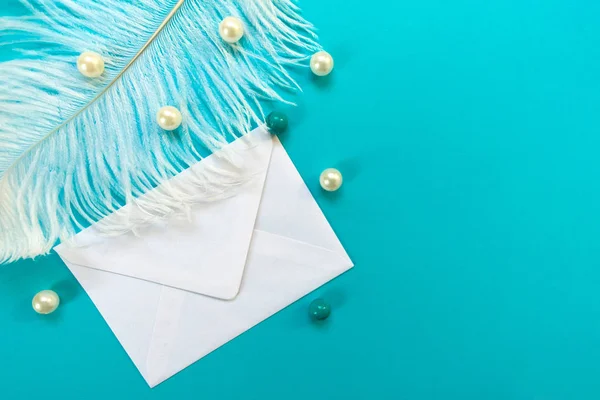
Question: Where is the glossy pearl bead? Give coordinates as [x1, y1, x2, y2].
[77, 51, 105, 78]
[219, 16, 244, 44]
[309, 298, 331, 321]
[156, 106, 182, 130]
[32, 290, 60, 315]
[320, 168, 343, 191]
[265, 111, 288, 134]
[310, 51, 334, 76]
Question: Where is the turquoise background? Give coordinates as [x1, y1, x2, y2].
[2, 0, 600, 399]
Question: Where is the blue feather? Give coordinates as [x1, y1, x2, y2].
[0, 0, 320, 263]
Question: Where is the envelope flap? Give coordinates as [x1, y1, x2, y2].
[55, 129, 273, 300]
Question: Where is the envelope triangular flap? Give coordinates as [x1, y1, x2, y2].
[55, 130, 273, 299]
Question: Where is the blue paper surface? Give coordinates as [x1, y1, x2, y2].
[2, 0, 600, 399]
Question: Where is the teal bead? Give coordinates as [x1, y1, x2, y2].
[309, 298, 331, 321]
[265, 111, 288, 134]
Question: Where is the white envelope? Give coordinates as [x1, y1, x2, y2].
[54, 128, 353, 387]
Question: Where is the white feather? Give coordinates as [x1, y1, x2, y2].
[0, 0, 320, 263]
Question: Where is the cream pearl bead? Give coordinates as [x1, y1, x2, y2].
[77, 51, 105, 78]
[320, 168, 343, 191]
[219, 16, 244, 43]
[310, 51, 334, 76]
[32, 290, 60, 315]
[156, 106, 182, 131]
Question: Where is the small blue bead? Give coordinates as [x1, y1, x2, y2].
[265, 111, 288, 134]
[309, 298, 331, 321]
